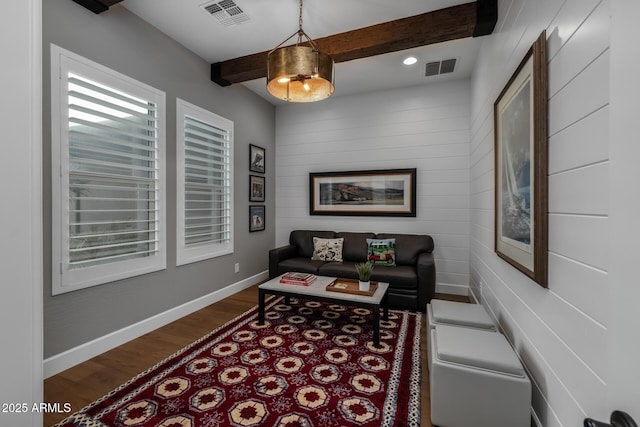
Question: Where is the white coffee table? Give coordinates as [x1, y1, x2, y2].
[258, 274, 389, 346]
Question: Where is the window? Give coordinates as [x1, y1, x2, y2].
[51, 45, 166, 295]
[176, 99, 233, 265]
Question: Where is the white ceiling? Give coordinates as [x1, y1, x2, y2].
[120, 0, 482, 105]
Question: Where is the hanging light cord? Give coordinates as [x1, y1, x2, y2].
[297, 0, 304, 42]
[268, 0, 319, 55]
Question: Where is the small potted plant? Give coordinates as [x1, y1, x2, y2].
[355, 261, 374, 291]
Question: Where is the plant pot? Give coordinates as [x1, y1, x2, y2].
[358, 280, 370, 292]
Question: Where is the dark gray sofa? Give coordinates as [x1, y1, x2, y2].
[268, 230, 436, 311]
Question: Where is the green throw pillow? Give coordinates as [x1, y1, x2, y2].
[366, 238, 396, 266]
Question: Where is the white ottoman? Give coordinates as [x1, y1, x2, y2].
[430, 325, 531, 427]
[426, 300, 497, 368]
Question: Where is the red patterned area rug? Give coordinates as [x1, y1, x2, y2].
[55, 296, 421, 427]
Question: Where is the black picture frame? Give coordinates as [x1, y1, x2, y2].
[309, 168, 416, 217]
[494, 31, 548, 288]
[249, 144, 265, 174]
[249, 205, 265, 232]
[249, 175, 265, 202]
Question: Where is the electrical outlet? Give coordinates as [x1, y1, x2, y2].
[234, 263, 240, 273]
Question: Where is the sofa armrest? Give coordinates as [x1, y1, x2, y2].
[268, 244, 298, 279]
[417, 252, 436, 310]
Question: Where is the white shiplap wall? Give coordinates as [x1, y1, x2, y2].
[469, 1, 610, 426]
[275, 80, 471, 294]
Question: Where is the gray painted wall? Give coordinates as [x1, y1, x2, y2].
[43, 0, 275, 358]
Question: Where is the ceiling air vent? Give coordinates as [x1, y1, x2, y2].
[425, 58, 457, 77]
[201, 0, 250, 27]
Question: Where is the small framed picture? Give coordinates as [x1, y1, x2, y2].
[249, 175, 265, 202]
[249, 205, 265, 232]
[249, 144, 265, 174]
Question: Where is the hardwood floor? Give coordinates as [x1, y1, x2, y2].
[44, 284, 468, 426]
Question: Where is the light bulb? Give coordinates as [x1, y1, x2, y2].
[403, 56, 418, 65]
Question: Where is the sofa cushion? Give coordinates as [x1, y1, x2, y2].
[290, 230, 336, 258]
[318, 261, 359, 279]
[336, 232, 376, 262]
[371, 265, 417, 290]
[278, 257, 325, 275]
[366, 238, 396, 266]
[311, 237, 344, 261]
[318, 262, 418, 290]
[376, 233, 433, 265]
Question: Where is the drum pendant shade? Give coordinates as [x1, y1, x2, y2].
[266, 0, 334, 102]
[267, 45, 334, 102]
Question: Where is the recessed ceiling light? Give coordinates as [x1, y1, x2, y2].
[403, 56, 418, 66]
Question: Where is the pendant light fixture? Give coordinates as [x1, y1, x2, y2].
[266, 0, 334, 102]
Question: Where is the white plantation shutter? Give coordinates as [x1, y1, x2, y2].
[51, 45, 166, 294]
[67, 73, 160, 266]
[177, 99, 233, 265]
[183, 118, 231, 244]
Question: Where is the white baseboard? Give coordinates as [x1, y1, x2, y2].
[435, 282, 469, 296]
[43, 271, 268, 379]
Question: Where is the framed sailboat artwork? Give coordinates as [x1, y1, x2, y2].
[494, 31, 548, 288]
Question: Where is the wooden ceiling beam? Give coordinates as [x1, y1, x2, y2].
[72, 0, 124, 14]
[474, 0, 498, 37]
[212, 1, 497, 87]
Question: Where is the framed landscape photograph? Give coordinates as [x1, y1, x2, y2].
[494, 31, 548, 288]
[249, 205, 265, 232]
[309, 168, 416, 217]
[249, 144, 265, 174]
[249, 175, 265, 202]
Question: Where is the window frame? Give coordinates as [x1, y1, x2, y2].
[176, 99, 234, 266]
[51, 44, 166, 295]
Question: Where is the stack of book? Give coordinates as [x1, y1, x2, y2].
[279, 272, 316, 286]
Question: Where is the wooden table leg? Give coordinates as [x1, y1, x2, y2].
[373, 304, 380, 347]
[258, 289, 266, 324]
[382, 293, 389, 321]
